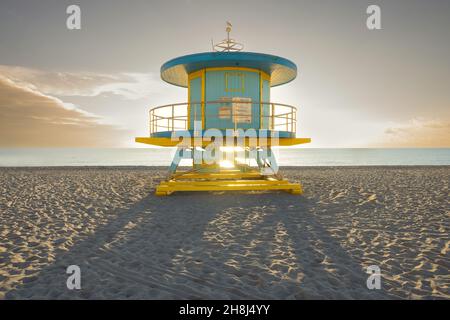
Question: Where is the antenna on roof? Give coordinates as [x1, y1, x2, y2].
[213, 22, 244, 52]
[226, 21, 232, 39]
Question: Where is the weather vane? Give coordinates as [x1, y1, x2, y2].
[212, 22, 244, 52]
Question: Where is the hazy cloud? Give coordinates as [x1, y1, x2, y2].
[379, 118, 450, 147]
[0, 75, 129, 147]
[0, 65, 163, 100]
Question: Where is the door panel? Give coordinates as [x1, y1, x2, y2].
[205, 70, 260, 130]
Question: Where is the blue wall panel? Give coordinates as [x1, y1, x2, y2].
[189, 76, 202, 129]
[262, 79, 270, 129]
[205, 70, 260, 129]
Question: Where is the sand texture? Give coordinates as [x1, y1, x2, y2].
[0, 166, 449, 299]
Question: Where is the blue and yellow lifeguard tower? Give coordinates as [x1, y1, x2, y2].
[136, 23, 310, 195]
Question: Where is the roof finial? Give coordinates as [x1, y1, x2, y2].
[226, 21, 232, 34]
[213, 22, 244, 52]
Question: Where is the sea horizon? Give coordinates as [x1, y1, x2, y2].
[1, 147, 449, 167]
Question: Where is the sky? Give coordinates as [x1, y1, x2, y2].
[0, 0, 449, 148]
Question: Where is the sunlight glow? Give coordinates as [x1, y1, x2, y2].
[220, 146, 245, 152]
[219, 160, 235, 168]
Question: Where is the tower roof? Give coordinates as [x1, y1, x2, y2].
[160, 52, 297, 88]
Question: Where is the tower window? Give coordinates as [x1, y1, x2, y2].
[225, 72, 245, 92]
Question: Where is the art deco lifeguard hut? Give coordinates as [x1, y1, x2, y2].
[136, 23, 310, 195]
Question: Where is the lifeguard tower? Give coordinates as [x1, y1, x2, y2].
[136, 23, 310, 195]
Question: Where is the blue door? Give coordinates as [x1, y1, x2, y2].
[205, 70, 260, 130]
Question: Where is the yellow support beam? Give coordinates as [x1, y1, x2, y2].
[135, 136, 311, 147]
[172, 172, 264, 180]
[155, 179, 303, 196]
[165, 179, 290, 185]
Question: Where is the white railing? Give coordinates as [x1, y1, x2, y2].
[149, 101, 297, 135]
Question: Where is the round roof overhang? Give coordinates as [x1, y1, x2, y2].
[160, 52, 297, 88]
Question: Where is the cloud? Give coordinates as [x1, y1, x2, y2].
[378, 118, 450, 147]
[0, 65, 163, 100]
[0, 75, 129, 147]
[90, 72, 164, 100]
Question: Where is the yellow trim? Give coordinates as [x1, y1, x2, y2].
[187, 67, 270, 131]
[187, 69, 205, 130]
[172, 171, 263, 180]
[261, 72, 270, 81]
[165, 179, 291, 186]
[205, 67, 268, 78]
[260, 72, 271, 130]
[188, 69, 204, 80]
[155, 179, 302, 196]
[204, 67, 269, 129]
[135, 136, 311, 147]
[259, 71, 263, 129]
[201, 69, 205, 129]
[187, 75, 191, 130]
[190, 68, 269, 83]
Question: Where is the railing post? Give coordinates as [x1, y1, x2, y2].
[187, 102, 190, 130]
[295, 110, 297, 134]
[271, 103, 275, 130]
[171, 105, 174, 131]
[293, 111, 294, 133]
[150, 110, 153, 135]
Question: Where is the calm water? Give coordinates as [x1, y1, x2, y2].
[0, 148, 449, 167]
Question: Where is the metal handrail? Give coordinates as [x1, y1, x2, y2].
[148, 101, 297, 135]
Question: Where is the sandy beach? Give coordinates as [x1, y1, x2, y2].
[0, 166, 448, 299]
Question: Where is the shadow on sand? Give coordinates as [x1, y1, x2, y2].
[7, 191, 394, 299]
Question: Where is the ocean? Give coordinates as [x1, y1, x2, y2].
[0, 148, 449, 167]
